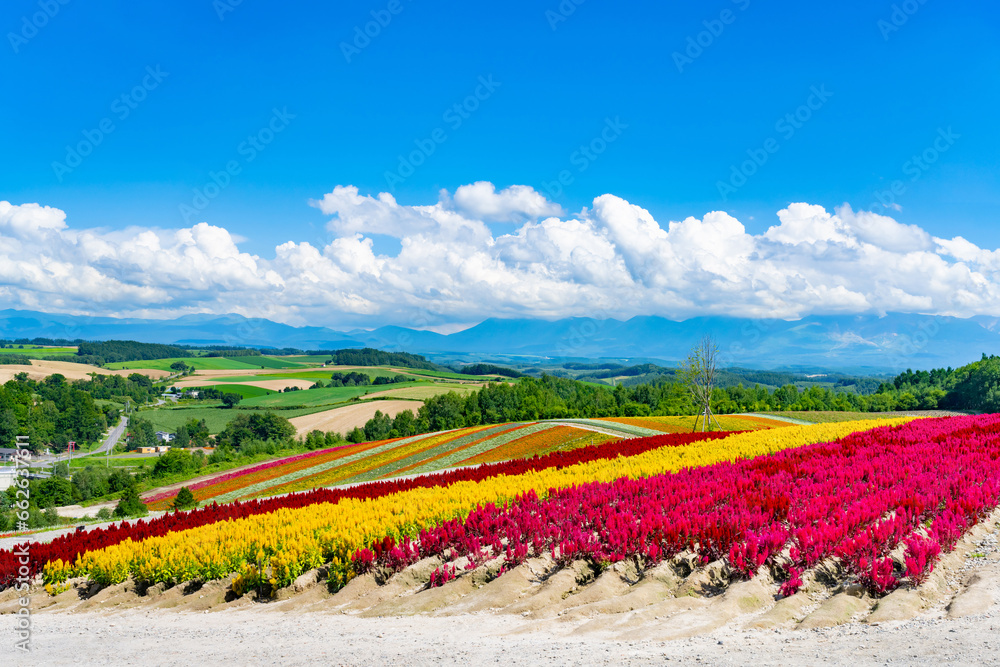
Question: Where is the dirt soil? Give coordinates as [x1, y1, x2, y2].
[169, 378, 316, 391]
[288, 400, 422, 436]
[4, 509, 998, 666]
[0, 359, 169, 383]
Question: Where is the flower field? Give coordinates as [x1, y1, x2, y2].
[142, 416, 784, 508]
[459, 426, 620, 466]
[6, 418, 919, 595]
[597, 414, 790, 433]
[1, 429, 737, 589]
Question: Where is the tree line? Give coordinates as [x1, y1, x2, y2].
[349, 355, 1000, 442]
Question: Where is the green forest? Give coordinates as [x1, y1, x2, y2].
[350, 355, 1000, 442]
[0, 372, 159, 452]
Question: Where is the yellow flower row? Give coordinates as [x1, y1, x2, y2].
[46, 418, 912, 590]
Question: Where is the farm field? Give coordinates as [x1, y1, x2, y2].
[181, 367, 416, 381]
[127, 413, 790, 512]
[4, 419, 906, 587]
[364, 384, 481, 400]
[287, 400, 423, 437]
[105, 356, 306, 371]
[139, 406, 247, 434]
[0, 359, 169, 383]
[238, 384, 424, 408]
[0, 345, 77, 356]
[6, 414, 1000, 652]
[170, 378, 316, 392]
[179, 383, 287, 399]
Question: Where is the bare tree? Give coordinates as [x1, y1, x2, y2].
[679, 334, 723, 432]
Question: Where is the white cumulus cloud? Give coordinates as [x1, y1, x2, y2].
[3, 182, 1000, 329]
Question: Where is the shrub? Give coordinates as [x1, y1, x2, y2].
[96, 507, 113, 521]
[171, 487, 198, 512]
[113, 486, 149, 519]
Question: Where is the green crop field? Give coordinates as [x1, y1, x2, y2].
[107, 357, 251, 371]
[237, 384, 420, 408]
[13, 346, 78, 357]
[139, 406, 246, 433]
[193, 383, 275, 399]
[68, 456, 149, 469]
[280, 354, 332, 365]
[195, 367, 417, 383]
[401, 368, 498, 381]
[107, 356, 303, 371]
[241, 356, 308, 369]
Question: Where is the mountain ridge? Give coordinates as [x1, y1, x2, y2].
[0, 308, 994, 371]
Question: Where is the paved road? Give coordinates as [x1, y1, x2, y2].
[94, 415, 128, 456]
[33, 416, 129, 470]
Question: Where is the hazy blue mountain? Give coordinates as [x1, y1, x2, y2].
[0, 309, 995, 371]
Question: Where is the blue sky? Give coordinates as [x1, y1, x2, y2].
[1, 1, 999, 329]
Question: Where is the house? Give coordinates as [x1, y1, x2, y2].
[0, 448, 18, 463]
[155, 431, 175, 443]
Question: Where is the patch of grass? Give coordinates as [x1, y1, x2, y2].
[107, 357, 249, 371]
[67, 456, 147, 468]
[6, 346, 78, 357]
[139, 406, 245, 434]
[242, 356, 306, 369]
[238, 384, 396, 408]
[192, 383, 275, 399]
[106, 356, 304, 372]
[281, 354, 333, 365]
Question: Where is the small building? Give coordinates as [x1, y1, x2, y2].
[137, 446, 158, 454]
[154, 431, 175, 443]
[155, 445, 170, 453]
[0, 467, 18, 492]
[0, 448, 18, 463]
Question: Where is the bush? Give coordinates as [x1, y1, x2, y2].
[113, 486, 148, 518]
[216, 412, 295, 449]
[151, 449, 203, 479]
[171, 487, 198, 512]
[43, 505, 60, 526]
[96, 507, 113, 521]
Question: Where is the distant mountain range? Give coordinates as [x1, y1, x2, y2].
[0, 308, 996, 372]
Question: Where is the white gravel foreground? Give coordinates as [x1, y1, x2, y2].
[4, 607, 1000, 666]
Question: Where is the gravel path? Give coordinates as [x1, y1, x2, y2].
[4, 606, 999, 666]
